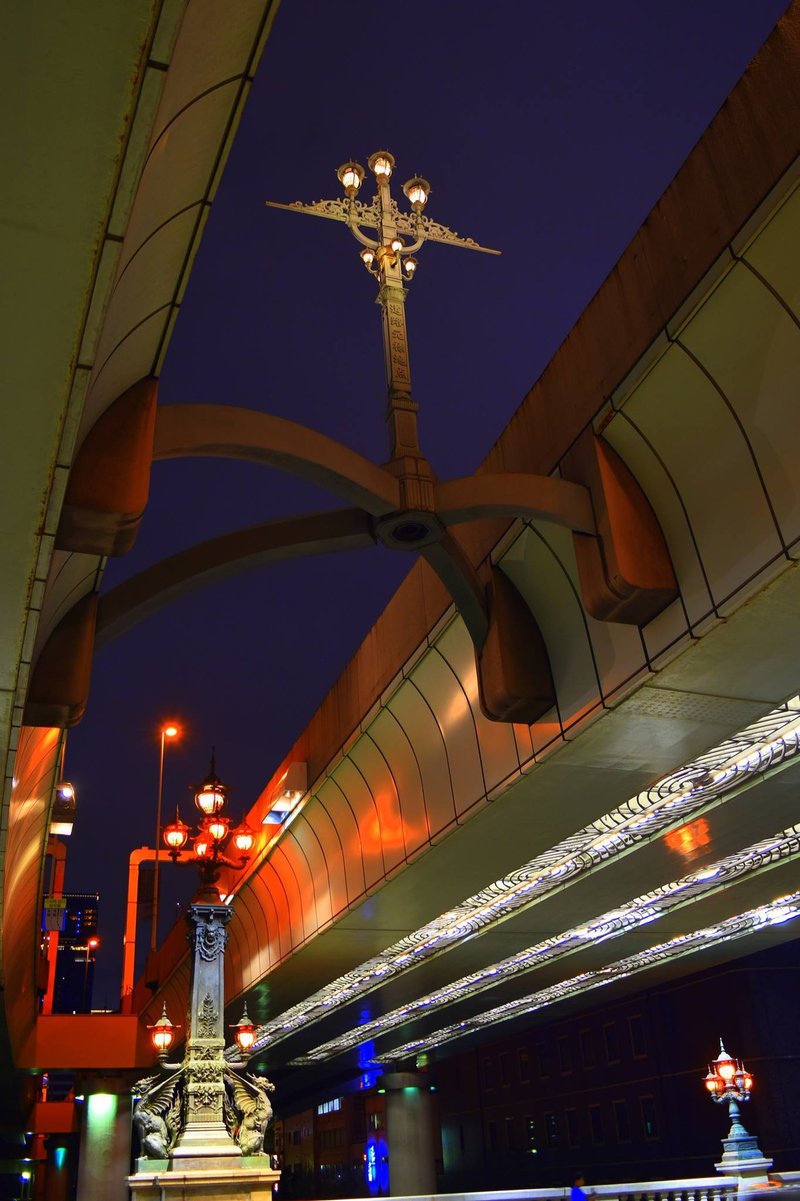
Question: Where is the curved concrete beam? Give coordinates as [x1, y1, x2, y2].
[436, 473, 596, 534]
[154, 405, 400, 517]
[421, 533, 489, 649]
[96, 508, 374, 647]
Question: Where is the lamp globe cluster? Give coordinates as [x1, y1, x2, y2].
[161, 750, 255, 869]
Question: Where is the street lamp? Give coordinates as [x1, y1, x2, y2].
[231, 1001, 256, 1054]
[151, 722, 180, 956]
[267, 149, 499, 486]
[82, 935, 99, 1012]
[131, 776, 277, 1189]
[703, 1039, 773, 1181]
[148, 1003, 180, 1060]
[161, 751, 256, 887]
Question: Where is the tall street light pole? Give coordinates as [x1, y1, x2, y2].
[150, 722, 180, 957]
[267, 150, 499, 520]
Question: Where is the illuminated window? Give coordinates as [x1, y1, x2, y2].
[317, 1097, 342, 1115]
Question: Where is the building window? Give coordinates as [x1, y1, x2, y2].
[603, 1022, 620, 1064]
[536, 1042, 550, 1078]
[589, 1104, 604, 1145]
[640, 1095, 659, 1139]
[613, 1100, 630, 1142]
[558, 1035, 571, 1073]
[499, 1052, 510, 1087]
[505, 1116, 517, 1151]
[565, 1108, 579, 1148]
[488, 1121, 499, 1153]
[519, 1049, 530, 1083]
[482, 1057, 494, 1090]
[317, 1097, 342, 1115]
[545, 1112, 559, 1147]
[579, 1029, 595, 1069]
[629, 1014, 646, 1058]
[525, 1117, 538, 1154]
[367, 1111, 383, 1131]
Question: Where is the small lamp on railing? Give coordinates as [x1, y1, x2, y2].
[149, 1003, 180, 1059]
[231, 1002, 256, 1056]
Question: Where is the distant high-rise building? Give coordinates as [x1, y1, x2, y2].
[52, 893, 99, 1014]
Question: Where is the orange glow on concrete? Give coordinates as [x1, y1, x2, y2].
[664, 817, 712, 859]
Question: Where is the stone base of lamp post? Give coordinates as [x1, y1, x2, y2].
[715, 1132, 773, 1187]
[129, 1158, 280, 1200]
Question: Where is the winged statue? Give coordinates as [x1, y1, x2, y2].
[132, 1068, 185, 1159]
[224, 1068, 275, 1156]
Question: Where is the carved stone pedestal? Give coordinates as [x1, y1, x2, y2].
[129, 1157, 280, 1200]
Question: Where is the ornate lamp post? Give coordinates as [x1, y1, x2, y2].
[267, 150, 499, 539]
[161, 749, 255, 887]
[129, 757, 277, 1201]
[703, 1039, 773, 1183]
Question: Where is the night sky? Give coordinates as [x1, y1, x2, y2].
[63, 1, 790, 1006]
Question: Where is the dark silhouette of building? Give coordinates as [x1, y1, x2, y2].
[52, 893, 99, 1015]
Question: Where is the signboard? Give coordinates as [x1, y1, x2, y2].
[42, 896, 67, 933]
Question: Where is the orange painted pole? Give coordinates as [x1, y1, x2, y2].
[121, 845, 191, 1013]
[42, 839, 67, 1016]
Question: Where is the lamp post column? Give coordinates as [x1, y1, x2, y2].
[171, 901, 240, 1161]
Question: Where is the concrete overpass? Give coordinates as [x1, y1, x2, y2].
[4, 0, 800, 1182]
[124, 6, 800, 1115]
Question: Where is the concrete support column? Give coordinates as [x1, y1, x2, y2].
[75, 1092, 132, 1201]
[381, 1071, 436, 1196]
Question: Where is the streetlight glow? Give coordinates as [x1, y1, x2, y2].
[149, 1003, 179, 1057]
[403, 176, 430, 211]
[368, 150, 395, 178]
[232, 821, 255, 855]
[232, 1002, 256, 1054]
[702, 1039, 769, 1178]
[162, 723, 179, 739]
[337, 160, 365, 196]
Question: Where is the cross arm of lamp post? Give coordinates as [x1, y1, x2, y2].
[266, 195, 501, 256]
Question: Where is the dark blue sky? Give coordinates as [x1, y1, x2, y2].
[65, 1, 790, 1005]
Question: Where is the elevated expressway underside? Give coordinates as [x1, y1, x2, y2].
[133, 12, 800, 1109]
[5, 0, 800, 1129]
